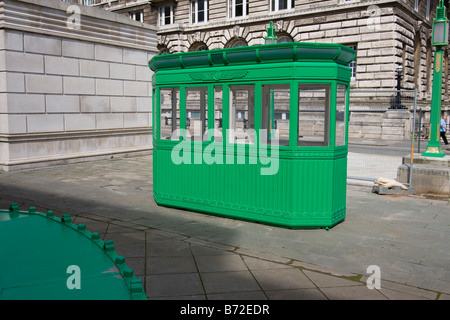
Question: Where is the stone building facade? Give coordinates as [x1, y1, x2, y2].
[95, 0, 450, 123]
[0, 0, 158, 171]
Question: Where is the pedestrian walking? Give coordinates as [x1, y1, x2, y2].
[441, 116, 448, 145]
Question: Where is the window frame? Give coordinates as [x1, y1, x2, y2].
[345, 44, 357, 79]
[158, 87, 181, 141]
[159, 5, 174, 26]
[335, 83, 348, 147]
[129, 10, 144, 23]
[229, 0, 249, 18]
[185, 86, 209, 141]
[297, 83, 331, 148]
[261, 83, 291, 147]
[191, 0, 209, 24]
[270, 0, 295, 13]
[213, 86, 224, 143]
[228, 84, 256, 145]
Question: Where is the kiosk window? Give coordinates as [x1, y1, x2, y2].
[214, 86, 223, 142]
[186, 87, 208, 140]
[229, 85, 255, 144]
[298, 85, 330, 147]
[336, 85, 347, 146]
[261, 84, 290, 146]
[160, 88, 180, 140]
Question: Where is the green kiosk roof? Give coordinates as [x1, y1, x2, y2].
[149, 42, 356, 72]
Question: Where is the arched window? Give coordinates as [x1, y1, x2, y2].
[276, 33, 294, 43]
[225, 37, 248, 48]
[189, 41, 209, 52]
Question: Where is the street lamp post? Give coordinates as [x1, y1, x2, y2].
[395, 65, 403, 109]
[423, 0, 449, 157]
[391, 65, 405, 109]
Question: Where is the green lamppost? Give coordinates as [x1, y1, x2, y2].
[265, 21, 277, 44]
[423, 0, 449, 157]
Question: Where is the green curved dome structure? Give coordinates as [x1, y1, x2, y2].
[0, 203, 146, 300]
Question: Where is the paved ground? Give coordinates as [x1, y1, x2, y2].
[0, 154, 449, 300]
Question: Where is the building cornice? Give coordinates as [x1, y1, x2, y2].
[157, 0, 433, 35]
[0, 0, 158, 52]
[97, 0, 151, 11]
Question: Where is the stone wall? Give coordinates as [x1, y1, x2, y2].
[0, 0, 158, 171]
[349, 110, 413, 141]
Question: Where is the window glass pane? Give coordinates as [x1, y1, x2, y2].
[160, 88, 180, 140]
[198, 11, 204, 22]
[262, 84, 290, 146]
[198, 0, 204, 11]
[214, 87, 223, 142]
[186, 87, 208, 140]
[279, 0, 288, 10]
[197, 0, 206, 22]
[347, 44, 357, 78]
[277, 35, 293, 43]
[130, 10, 143, 22]
[235, 0, 243, 16]
[164, 6, 172, 24]
[298, 85, 330, 147]
[229, 85, 255, 144]
[336, 85, 347, 146]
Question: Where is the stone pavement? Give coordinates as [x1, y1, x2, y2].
[0, 155, 449, 300]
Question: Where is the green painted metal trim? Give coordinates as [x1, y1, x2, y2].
[153, 195, 346, 230]
[149, 42, 356, 72]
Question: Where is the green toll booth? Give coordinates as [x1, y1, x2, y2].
[148, 41, 355, 229]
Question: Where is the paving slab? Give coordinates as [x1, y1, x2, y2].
[201, 271, 261, 294]
[265, 288, 327, 300]
[0, 155, 449, 301]
[252, 268, 316, 291]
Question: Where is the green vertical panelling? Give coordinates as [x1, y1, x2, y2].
[154, 147, 345, 228]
